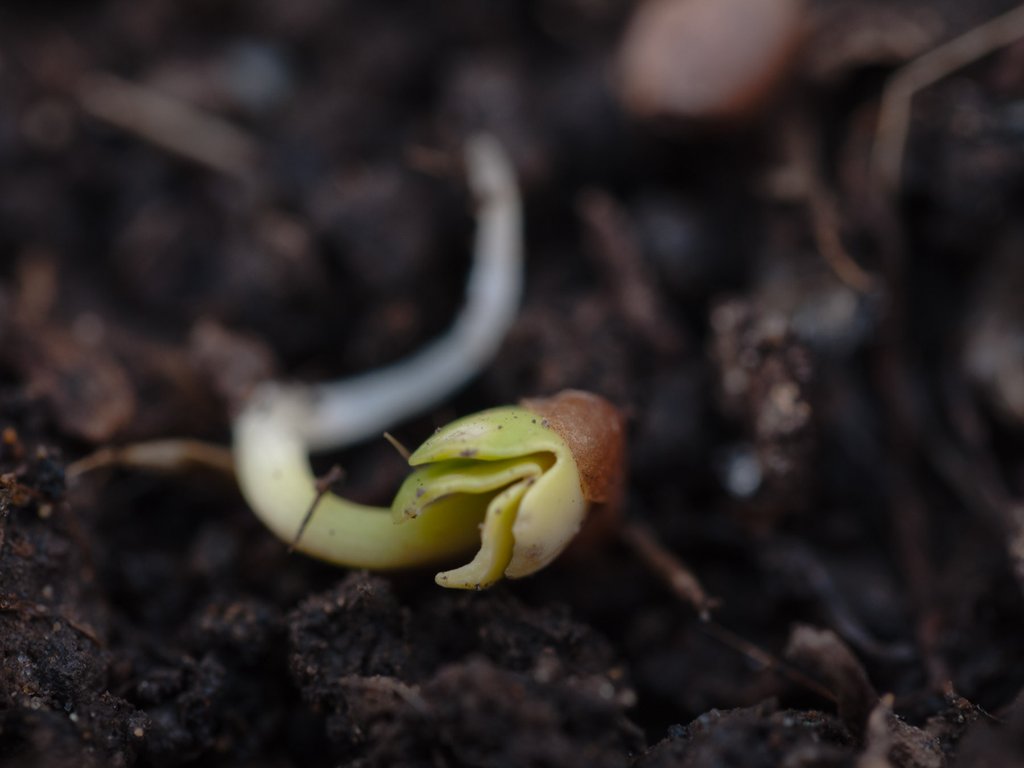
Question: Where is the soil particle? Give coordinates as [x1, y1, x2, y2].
[923, 688, 986, 757]
[287, 573, 641, 764]
[127, 592, 290, 764]
[131, 654, 227, 761]
[0, 420, 135, 768]
[710, 299, 816, 518]
[7, 323, 137, 444]
[634, 701, 855, 768]
[358, 657, 643, 768]
[951, 691, 1024, 767]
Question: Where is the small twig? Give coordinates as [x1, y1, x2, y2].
[699, 620, 838, 704]
[619, 521, 718, 619]
[872, 2, 1024, 192]
[66, 439, 236, 481]
[808, 190, 879, 295]
[784, 117, 881, 295]
[382, 432, 412, 462]
[60, 615, 104, 648]
[289, 464, 345, 552]
[620, 520, 836, 703]
[75, 71, 263, 184]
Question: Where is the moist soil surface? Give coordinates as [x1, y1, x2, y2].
[2, 1, 1024, 766]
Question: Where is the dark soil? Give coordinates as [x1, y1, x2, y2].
[3, 1, 1024, 766]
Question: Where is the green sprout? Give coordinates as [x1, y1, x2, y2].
[234, 389, 624, 589]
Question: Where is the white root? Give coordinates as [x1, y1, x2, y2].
[234, 135, 523, 455]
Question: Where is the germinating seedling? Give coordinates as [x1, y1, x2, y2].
[231, 135, 626, 588]
[68, 135, 625, 588]
[236, 388, 624, 588]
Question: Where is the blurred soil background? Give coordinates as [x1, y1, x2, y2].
[2, 0, 1024, 765]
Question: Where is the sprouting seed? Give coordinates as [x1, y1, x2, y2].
[232, 135, 622, 588]
[234, 389, 624, 589]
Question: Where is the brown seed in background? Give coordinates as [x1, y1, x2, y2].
[617, 0, 804, 122]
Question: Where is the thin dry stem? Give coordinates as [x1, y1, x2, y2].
[66, 439, 236, 480]
[289, 464, 345, 552]
[807, 181, 879, 294]
[620, 520, 837, 704]
[76, 72, 262, 183]
[784, 117, 880, 294]
[872, 2, 1024, 191]
[619, 521, 718, 619]
[382, 432, 412, 462]
[700, 620, 838, 704]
